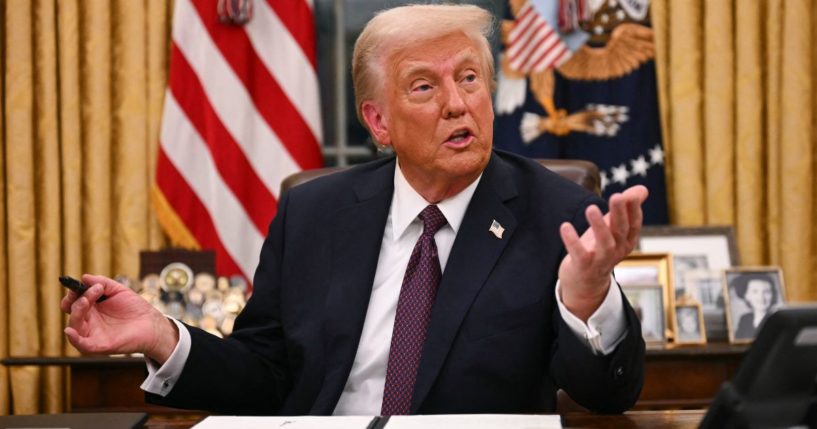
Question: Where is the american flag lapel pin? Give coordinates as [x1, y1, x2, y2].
[489, 219, 505, 239]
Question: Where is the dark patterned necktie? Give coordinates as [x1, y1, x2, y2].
[381, 205, 447, 415]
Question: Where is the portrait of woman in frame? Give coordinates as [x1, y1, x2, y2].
[723, 267, 786, 344]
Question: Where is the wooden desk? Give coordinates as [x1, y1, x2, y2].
[140, 411, 705, 429]
[1, 356, 187, 414]
[3, 343, 746, 412]
[637, 342, 745, 409]
[564, 410, 703, 428]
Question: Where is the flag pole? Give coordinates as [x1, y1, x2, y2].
[333, 0, 348, 166]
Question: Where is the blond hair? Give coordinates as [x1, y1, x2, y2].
[351, 4, 495, 130]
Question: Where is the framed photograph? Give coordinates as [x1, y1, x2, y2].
[620, 284, 667, 344]
[637, 226, 740, 300]
[615, 253, 673, 344]
[723, 267, 786, 344]
[673, 303, 707, 345]
[683, 269, 728, 341]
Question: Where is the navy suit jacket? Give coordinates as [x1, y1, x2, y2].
[148, 150, 645, 414]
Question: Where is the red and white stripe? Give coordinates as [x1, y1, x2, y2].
[507, 1, 571, 73]
[156, 0, 322, 284]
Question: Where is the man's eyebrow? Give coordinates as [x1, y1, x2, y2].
[398, 50, 482, 81]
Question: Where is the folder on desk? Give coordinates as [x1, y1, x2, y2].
[0, 412, 148, 429]
[377, 414, 562, 428]
[193, 414, 562, 428]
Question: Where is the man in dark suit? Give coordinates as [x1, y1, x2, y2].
[62, 4, 647, 416]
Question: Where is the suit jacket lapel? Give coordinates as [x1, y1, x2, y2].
[411, 154, 519, 412]
[310, 160, 395, 414]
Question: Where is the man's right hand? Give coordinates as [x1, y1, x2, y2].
[60, 274, 179, 364]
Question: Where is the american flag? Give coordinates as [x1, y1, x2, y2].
[506, 1, 571, 73]
[153, 0, 323, 285]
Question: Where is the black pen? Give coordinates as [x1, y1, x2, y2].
[59, 275, 109, 302]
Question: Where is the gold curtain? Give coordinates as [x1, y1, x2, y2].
[653, 0, 816, 302]
[1, 0, 170, 414]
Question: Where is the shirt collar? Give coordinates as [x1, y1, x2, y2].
[390, 160, 482, 241]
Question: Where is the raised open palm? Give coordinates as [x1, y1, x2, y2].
[558, 185, 648, 320]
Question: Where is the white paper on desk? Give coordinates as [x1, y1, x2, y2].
[386, 414, 562, 429]
[193, 415, 376, 429]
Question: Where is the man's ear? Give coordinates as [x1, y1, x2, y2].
[361, 101, 391, 146]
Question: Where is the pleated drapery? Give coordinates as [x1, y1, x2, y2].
[653, 0, 816, 302]
[1, 0, 171, 414]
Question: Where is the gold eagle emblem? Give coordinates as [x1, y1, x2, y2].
[498, 0, 655, 140]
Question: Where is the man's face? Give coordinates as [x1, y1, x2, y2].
[365, 32, 494, 197]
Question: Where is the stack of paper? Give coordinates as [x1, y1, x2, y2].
[193, 416, 374, 429]
[385, 414, 561, 429]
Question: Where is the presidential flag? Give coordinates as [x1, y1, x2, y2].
[153, 0, 323, 285]
[495, 0, 668, 224]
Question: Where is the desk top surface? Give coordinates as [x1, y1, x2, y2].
[141, 410, 704, 429]
[0, 342, 748, 366]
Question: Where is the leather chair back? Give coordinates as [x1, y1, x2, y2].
[536, 159, 601, 196]
[280, 159, 601, 196]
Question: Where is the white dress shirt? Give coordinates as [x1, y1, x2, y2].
[142, 162, 628, 415]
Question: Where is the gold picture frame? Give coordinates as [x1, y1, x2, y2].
[673, 302, 707, 345]
[615, 253, 674, 345]
[723, 266, 786, 344]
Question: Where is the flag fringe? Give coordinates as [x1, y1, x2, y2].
[151, 185, 201, 250]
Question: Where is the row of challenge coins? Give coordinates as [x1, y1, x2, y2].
[116, 262, 247, 337]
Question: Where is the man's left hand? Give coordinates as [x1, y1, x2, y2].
[558, 185, 649, 322]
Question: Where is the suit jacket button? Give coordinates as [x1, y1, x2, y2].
[614, 366, 624, 379]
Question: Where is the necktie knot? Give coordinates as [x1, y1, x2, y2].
[418, 205, 446, 237]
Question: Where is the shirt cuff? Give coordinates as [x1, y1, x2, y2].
[140, 318, 191, 396]
[556, 274, 628, 355]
